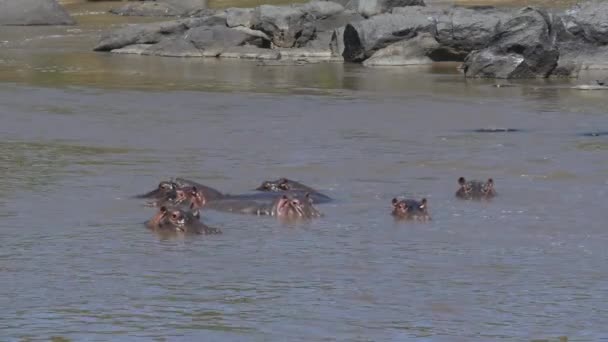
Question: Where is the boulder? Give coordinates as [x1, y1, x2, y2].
[251, 5, 316, 48]
[300, 1, 345, 18]
[250, 1, 348, 48]
[340, 7, 436, 62]
[219, 46, 280, 59]
[94, 21, 189, 51]
[226, 8, 254, 28]
[550, 1, 608, 75]
[185, 25, 266, 50]
[110, 2, 185, 17]
[434, 7, 511, 60]
[558, 0, 608, 45]
[141, 38, 205, 57]
[463, 7, 559, 79]
[0, 0, 75, 26]
[110, 0, 208, 17]
[335, 0, 425, 18]
[362, 32, 440, 66]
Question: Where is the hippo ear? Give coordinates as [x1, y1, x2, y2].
[458, 177, 466, 186]
[487, 178, 494, 186]
[305, 192, 314, 203]
[420, 198, 427, 208]
[391, 198, 398, 206]
[281, 195, 289, 200]
[278, 178, 289, 190]
[160, 206, 168, 214]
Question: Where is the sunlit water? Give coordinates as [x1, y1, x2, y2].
[1, 1, 608, 341]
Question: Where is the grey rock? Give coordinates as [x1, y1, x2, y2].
[94, 21, 189, 51]
[110, 0, 208, 17]
[300, 1, 345, 18]
[251, 4, 315, 48]
[185, 25, 262, 50]
[341, 7, 436, 62]
[219, 46, 280, 59]
[339, 0, 425, 17]
[315, 11, 364, 31]
[278, 48, 336, 59]
[226, 8, 254, 28]
[0, 0, 75, 26]
[559, 0, 608, 44]
[143, 37, 204, 57]
[464, 7, 559, 79]
[363, 32, 439, 66]
[110, 2, 184, 17]
[111, 44, 154, 55]
[434, 7, 511, 59]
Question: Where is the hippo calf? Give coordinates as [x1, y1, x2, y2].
[455, 177, 496, 200]
[145, 206, 221, 235]
[391, 198, 431, 221]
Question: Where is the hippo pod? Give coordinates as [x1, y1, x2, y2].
[206, 193, 323, 220]
[391, 198, 431, 221]
[136, 177, 333, 205]
[255, 177, 332, 204]
[145, 206, 221, 235]
[455, 177, 496, 200]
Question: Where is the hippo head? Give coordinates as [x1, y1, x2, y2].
[275, 193, 322, 219]
[155, 206, 200, 233]
[391, 198, 430, 221]
[174, 186, 207, 209]
[136, 180, 178, 199]
[457, 177, 496, 200]
[257, 178, 291, 192]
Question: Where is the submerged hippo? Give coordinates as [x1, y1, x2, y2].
[136, 178, 224, 201]
[206, 193, 322, 220]
[135, 180, 178, 199]
[255, 177, 332, 203]
[150, 186, 207, 211]
[145, 206, 221, 235]
[391, 198, 431, 221]
[455, 177, 496, 200]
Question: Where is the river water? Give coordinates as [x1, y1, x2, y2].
[1, 1, 608, 341]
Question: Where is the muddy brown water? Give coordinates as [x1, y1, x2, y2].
[1, 1, 608, 341]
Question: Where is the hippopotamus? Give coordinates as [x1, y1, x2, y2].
[135, 180, 178, 199]
[254, 177, 332, 204]
[149, 186, 207, 211]
[136, 178, 224, 201]
[137, 177, 332, 206]
[145, 206, 221, 235]
[455, 177, 496, 200]
[391, 198, 431, 221]
[206, 193, 322, 220]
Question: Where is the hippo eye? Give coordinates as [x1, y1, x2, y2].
[172, 213, 178, 219]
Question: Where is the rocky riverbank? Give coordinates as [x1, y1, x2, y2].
[3, 0, 608, 79]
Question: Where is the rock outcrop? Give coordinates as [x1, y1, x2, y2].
[92, 0, 608, 79]
[463, 7, 559, 79]
[0, 0, 75, 26]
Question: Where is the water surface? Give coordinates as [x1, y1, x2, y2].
[1, 1, 608, 341]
